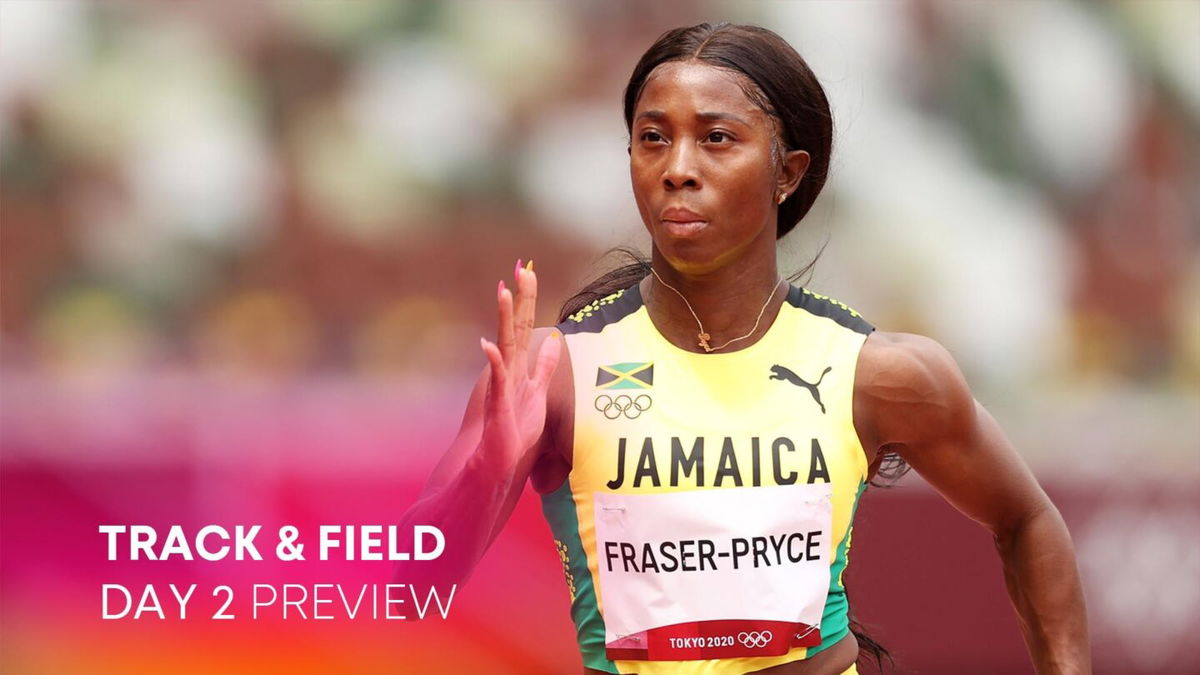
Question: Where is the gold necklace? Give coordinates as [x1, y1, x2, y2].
[650, 267, 784, 353]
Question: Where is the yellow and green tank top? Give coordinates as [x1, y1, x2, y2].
[542, 280, 874, 674]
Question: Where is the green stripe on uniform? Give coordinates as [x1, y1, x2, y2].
[541, 482, 617, 673]
[807, 479, 868, 656]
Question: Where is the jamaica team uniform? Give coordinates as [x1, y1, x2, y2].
[542, 281, 875, 675]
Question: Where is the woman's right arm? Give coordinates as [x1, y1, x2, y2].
[394, 262, 562, 588]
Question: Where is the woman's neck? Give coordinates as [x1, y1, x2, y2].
[639, 251, 786, 354]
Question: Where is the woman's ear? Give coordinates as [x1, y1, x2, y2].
[777, 149, 811, 199]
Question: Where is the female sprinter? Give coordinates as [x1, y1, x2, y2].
[397, 23, 1090, 675]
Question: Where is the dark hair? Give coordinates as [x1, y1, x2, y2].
[560, 25, 897, 667]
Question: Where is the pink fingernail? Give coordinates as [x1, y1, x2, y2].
[515, 259, 523, 279]
[498, 279, 506, 294]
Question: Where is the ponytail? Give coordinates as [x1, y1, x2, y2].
[557, 247, 651, 324]
[850, 614, 895, 672]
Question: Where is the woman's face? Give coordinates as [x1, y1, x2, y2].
[629, 61, 805, 275]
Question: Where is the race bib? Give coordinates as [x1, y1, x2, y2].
[593, 484, 833, 661]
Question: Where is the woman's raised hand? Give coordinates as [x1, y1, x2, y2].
[478, 260, 562, 465]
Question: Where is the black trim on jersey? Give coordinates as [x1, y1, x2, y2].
[556, 281, 873, 336]
[784, 284, 875, 335]
[556, 282, 645, 335]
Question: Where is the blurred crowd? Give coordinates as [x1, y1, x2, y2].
[1, 0, 1197, 461]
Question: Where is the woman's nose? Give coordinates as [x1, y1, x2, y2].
[662, 142, 700, 190]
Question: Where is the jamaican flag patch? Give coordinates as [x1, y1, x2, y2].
[596, 362, 653, 390]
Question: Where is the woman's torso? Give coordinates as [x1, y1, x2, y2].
[534, 279, 875, 675]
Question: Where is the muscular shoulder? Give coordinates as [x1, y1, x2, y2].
[526, 326, 576, 491]
[854, 331, 976, 453]
[529, 326, 572, 409]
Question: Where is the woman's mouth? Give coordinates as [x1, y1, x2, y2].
[662, 219, 708, 237]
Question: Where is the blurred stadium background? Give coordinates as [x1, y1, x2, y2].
[1, 1, 1197, 673]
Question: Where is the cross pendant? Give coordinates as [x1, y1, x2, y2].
[698, 332, 713, 352]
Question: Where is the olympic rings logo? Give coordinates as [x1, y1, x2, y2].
[737, 631, 773, 649]
[594, 394, 652, 420]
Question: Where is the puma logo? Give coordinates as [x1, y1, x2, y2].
[769, 365, 832, 414]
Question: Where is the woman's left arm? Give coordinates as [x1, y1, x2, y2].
[856, 331, 1091, 674]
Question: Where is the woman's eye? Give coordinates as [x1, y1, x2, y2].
[640, 131, 664, 143]
[706, 130, 732, 143]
